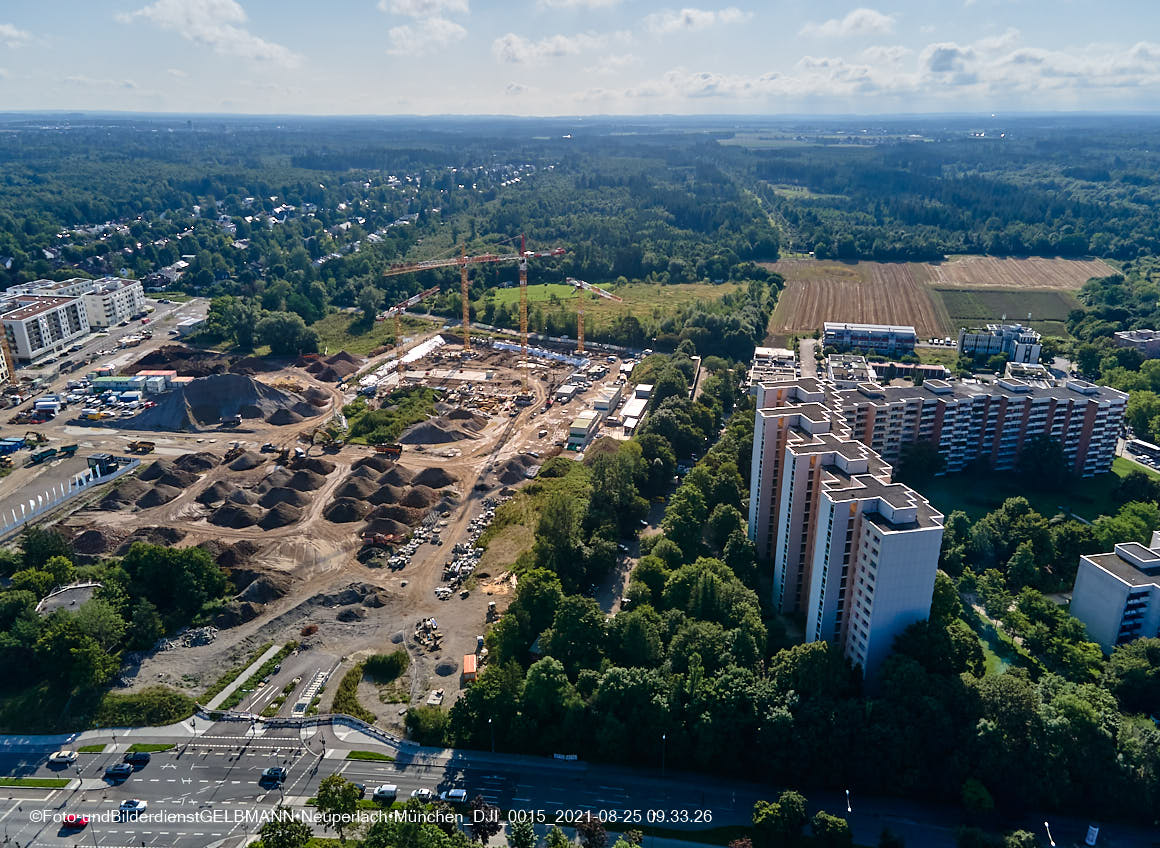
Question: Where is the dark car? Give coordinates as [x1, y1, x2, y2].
[123, 751, 151, 766]
[104, 763, 133, 780]
[352, 782, 367, 799]
[260, 767, 287, 785]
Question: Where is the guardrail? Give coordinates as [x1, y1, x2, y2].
[193, 705, 411, 749]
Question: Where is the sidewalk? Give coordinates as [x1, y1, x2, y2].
[205, 643, 284, 710]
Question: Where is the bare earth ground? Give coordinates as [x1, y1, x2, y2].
[7, 333, 615, 733]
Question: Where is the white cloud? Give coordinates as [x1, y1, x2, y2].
[166, 68, 188, 78]
[644, 7, 750, 35]
[492, 31, 609, 64]
[118, 0, 300, 66]
[585, 52, 643, 74]
[65, 75, 139, 90]
[0, 24, 31, 48]
[378, 0, 469, 16]
[861, 45, 911, 65]
[800, 8, 895, 38]
[539, 0, 622, 7]
[388, 16, 467, 55]
[504, 82, 533, 95]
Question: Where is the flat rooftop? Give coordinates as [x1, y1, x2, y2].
[824, 322, 917, 335]
[1086, 547, 1160, 588]
[1, 296, 79, 320]
[834, 377, 1127, 407]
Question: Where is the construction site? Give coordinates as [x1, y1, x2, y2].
[0, 240, 645, 735]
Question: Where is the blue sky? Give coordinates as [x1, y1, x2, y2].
[0, 0, 1157, 114]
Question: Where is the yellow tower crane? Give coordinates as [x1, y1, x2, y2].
[566, 277, 623, 355]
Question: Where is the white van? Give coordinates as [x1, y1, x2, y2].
[439, 789, 468, 803]
[373, 784, 398, 803]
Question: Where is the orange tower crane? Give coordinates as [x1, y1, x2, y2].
[382, 238, 565, 357]
[566, 277, 623, 355]
[376, 285, 441, 350]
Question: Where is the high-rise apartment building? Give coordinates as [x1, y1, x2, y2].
[1070, 538, 1160, 652]
[958, 323, 1042, 364]
[748, 378, 945, 679]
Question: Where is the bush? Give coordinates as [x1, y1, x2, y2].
[405, 705, 449, 746]
[331, 662, 375, 724]
[364, 650, 409, 683]
[93, 687, 195, 728]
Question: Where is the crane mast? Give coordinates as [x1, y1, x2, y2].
[567, 277, 623, 354]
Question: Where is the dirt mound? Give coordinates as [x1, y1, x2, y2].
[72, 528, 118, 555]
[138, 459, 173, 482]
[174, 452, 218, 473]
[350, 465, 381, 481]
[259, 468, 294, 491]
[214, 540, 261, 569]
[330, 351, 360, 366]
[287, 469, 327, 491]
[259, 502, 303, 529]
[303, 387, 330, 406]
[401, 485, 438, 508]
[118, 373, 321, 432]
[196, 480, 237, 505]
[353, 454, 394, 473]
[494, 455, 538, 485]
[446, 407, 479, 421]
[299, 457, 335, 476]
[369, 484, 407, 506]
[398, 417, 482, 445]
[258, 487, 312, 508]
[237, 572, 291, 604]
[137, 484, 182, 508]
[337, 607, 367, 622]
[324, 498, 372, 523]
[434, 661, 457, 677]
[228, 451, 265, 471]
[115, 526, 186, 554]
[227, 489, 258, 505]
[267, 408, 304, 425]
[229, 356, 277, 375]
[379, 466, 414, 486]
[370, 503, 424, 524]
[215, 601, 262, 628]
[100, 478, 151, 510]
[127, 345, 228, 378]
[335, 477, 377, 500]
[209, 503, 263, 528]
[157, 467, 199, 488]
[364, 516, 410, 537]
[411, 467, 456, 489]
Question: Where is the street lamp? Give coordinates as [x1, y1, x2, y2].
[845, 789, 852, 813]
[488, 718, 494, 753]
[661, 733, 666, 778]
[1044, 821, 1056, 847]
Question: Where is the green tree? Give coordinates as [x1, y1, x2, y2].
[256, 808, 312, 848]
[810, 811, 853, 848]
[405, 704, 449, 746]
[126, 599, 165, 651]
[20, 527, 72, 569]
[315, 773, 362, 842]
[357, 284, 384, 324]
[508, 818, 538, 848]
[256, 310, 319, 356]
[896, 440, 945, 485]
[961, 778, 995, 816]
[1102, 637, 1160, 714]
[545, 827, 572, 848]
[752, 790, 807, 848]
[707, 503, 745, 550]
[878, 829, 905, 848]
[73, 599, 126, 653]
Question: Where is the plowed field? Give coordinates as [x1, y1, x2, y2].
[925, 256, 1115, 289]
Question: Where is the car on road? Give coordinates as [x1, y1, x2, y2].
[352, 782, 367, 799]
[260, 767, 287, 786]
[372, 784, 398, 803]
[62, 813, 89, 829]
[410, 787, 433, 801]
[104, 763, 133, 780]
[123, 751, 151, 766]
[439, 789, 468, 803]
[48, 750, 78, 765]
[118, 799, 147, 817]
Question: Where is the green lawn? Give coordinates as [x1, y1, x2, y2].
[346, 750, 395, 762]
[127, 743, 173, 753]
[77, 744, 106, 753]
[311, 311, 430, 357]
[920, 461, 1132, 523]
[914, 347, 961, 368]
[0, 777, 69, 788]
[933, 288, 1080, 338]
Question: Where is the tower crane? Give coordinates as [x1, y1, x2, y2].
[382, 238, 565, 358]
[566, 277, 623, 355]
[376, 285, 441, 351]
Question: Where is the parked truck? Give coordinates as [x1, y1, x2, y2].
[28, 448, 57, 466]
[126, 441, 155, 454]
[375, 443, 403, 459]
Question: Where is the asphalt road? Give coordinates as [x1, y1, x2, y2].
[2, 723, 1158, 848]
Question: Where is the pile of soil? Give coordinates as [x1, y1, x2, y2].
[219, 539, 260, 567]
[237, 572, 292, 603]
[259, 502, 303, 529]
[323, 498, 372, 523]
[137, 484, 182, 508]
[335, 477, 377, 500]
[287, 469, 327, 491]
[494, 454, 539, 485]
[267, 408, 304, 425]
[353, 454, 394, 473]
[401, 485, 439, 508]
[379, 466, 413, 486]
[300, 457, 335, 475]
[300, 352, 362, 383]
[412, 467, 456, 488]
[118, 373, 321, 432]
[258, 487, 312, 508]
[229, 356, 278, 375]
[227, 489, 258, 506]
[197, 481, 237, 505]
[337, 607, 367, 622]
[115, 526, 186, 554]
[209, 503, 263, 528]
[398, 415, 483, 445]
[370, 503, 424, 524]
[369, 484, 407, 505]
[350, 465, 381, 481]
[228, 451, 265, 471]
[100, 478, 151, 510]
[258, 468, 295, 491]
[303, 387, 331, 406]
[215, 601, 262, 628]
[364, 516, 410, 537]
[72, 528, 120, 555]
[139, 459, 174, 482]
[172, 453, 216, 474]
[157, 467, 198, 488]
[126, 345, 229, 378]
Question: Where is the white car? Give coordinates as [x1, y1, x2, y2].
[119, 799, 148, 814]
[48, 750, 78, 765]
[410, 787, 433, 801]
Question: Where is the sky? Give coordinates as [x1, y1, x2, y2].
[0, 0, 1158, 115]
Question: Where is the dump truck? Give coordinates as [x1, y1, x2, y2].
[219, 414, 242, 428]
[58, 444, 79, 458]
[28, 448, 57, 466]
[126, 441, 155, 454]
[375, 443, 403, 460]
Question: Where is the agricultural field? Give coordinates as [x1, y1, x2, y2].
[484, 281, 741, 331]
[925, 255, 1115, 289]
[933, 288, 1081, 337]
[765, 260, 951, 339]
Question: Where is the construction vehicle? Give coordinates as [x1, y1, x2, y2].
[219, 414, 242, 428]
[486, 601, 498, 622]
[382, 235, 565, 370]
[58, 444, 79, 458]
[24, 431, 48, 446]
[126, 441, 155, 454]
[260, 442, 277, 453]
[28, 448, 57, 466]
[375, 443, 403, 459]
[223, 443, 246, 463]
[566, 277, 623, 355]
